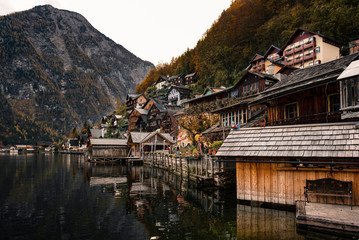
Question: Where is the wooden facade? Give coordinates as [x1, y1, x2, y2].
[266, 82, 341, 125]
[235, 162, 359, 206]
[126, 94, 147, 112]
[217, 122, 359, 207]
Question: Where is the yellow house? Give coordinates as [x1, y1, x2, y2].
[281, 28, 340, 69]
[249, 45, 283, 74]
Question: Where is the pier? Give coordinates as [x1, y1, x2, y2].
[140, 152, 234, 187]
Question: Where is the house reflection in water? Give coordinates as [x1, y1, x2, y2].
[236, 205, 300, 239]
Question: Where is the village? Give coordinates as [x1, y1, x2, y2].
[4, 28, 359, 235]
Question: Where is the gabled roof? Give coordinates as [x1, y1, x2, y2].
[233, 71, 279, 89]
[251, 53, 359, 104]
[91, 138, 127, 146]
[338, 59, 359, 80]
[136, 108, 149, 115]
[127, 93, 141, 100]
[183, 87, 229, 104]
[155, 75, 168, 84]
[184, 72, 196, 78]
[141, 131, 175, 144]
[128, 132, 151, 143]
[167, 85, 191, 95]
[217, 122, 359, 159]
[279, 28, 341, 53]
[202, 87, 225, 95]
[263, 45, 281, 58]
[151, 98, 167, 112]
[250, 54, 264, 63]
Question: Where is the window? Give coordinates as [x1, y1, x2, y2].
[299, 65, 304, 69]
[341, 77, 359, 108]
[285, 102, 299, 120]
[299, 53, 303, 57]
[291, 44, 295, 49]
[309, 62, 314, 66]
[308, 37, 313, 41]
[328, 93, 340, 113]
[222, 113, 228, 127]
[309, 49, 313, 54]
[299, 40, 304, 45]
[315, 47, 320, 53]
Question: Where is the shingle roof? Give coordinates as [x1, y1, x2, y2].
[252, 53, 359, 104]
[217, 122, 359, 159]
[91, 138, 127, 146]
[141, 131, 175, 144]
[136, 108, 149, 115]
[129, 132, 151, 143]
[338, 59, 359, 80]
[127, 93, 141, 100]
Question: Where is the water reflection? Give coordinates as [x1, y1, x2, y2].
[0, 154, 355, 240]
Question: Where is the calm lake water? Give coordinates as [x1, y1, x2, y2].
[0, 153, 353, 239]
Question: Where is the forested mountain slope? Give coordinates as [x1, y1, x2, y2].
[136, 0, 359, 94]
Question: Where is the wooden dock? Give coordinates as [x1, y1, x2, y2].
[140, 152, 230, 187]
[296, 201, 359, 233]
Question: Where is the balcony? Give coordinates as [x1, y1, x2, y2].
[294, 45, 304, 53]
[284, 58, 294, 66]
[304, 39, 315, 49]
[304, 51, 316, 61]
[284, 48, 294, 56]
[294, 56, 304, 64]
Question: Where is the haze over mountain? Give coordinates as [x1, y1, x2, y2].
[0, 5, 154, 144]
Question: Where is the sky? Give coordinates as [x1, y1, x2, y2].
[0, 0, 232, 65]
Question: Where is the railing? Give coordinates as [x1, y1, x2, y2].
[140, 152, 227, 186]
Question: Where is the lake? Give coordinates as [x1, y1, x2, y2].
[0, 153, 351, 239]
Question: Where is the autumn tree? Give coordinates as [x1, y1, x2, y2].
[178, 105, 219, 146]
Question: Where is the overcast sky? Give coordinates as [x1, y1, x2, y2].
[0, 0, 232, 65]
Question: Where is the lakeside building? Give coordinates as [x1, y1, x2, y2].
[216, 53, 359, 209]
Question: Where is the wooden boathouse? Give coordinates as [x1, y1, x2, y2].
[216, 122, 359, 208]
[89, 138, 128, 162]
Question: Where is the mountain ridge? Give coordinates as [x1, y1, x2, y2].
[0, 5, 154, 144]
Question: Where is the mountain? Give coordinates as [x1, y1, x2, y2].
[0, 5, 154, 144]
[136, 0, 359, 94]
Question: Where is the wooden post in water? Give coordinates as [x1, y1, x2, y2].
[179, 157, 182, 175]
[204, 154, 208, 177]
[200, 155, 203, 176]
[210, 155, 214, 178]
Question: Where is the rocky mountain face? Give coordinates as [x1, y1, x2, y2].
[0, 5, 153, 143]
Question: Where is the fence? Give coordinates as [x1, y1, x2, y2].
[140, 152, 227, 186]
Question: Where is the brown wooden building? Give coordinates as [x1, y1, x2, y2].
[217, 122, 359, 207]
[251, 53, 359, 126]
[126, 94, 147, 112]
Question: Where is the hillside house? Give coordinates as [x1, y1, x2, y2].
[204, 71, 279, 141]
[183, 87, 229, 109]
[147, 99, 168, 132]
[249, 45, 283, 75]
[155, 75, 169, 90]
[126, 94, 147, 112]
[128, 108, 149, 132]
[167, 86, 191, 106]
[280, 28, 341, 69]
[184, 73, 198, 85]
